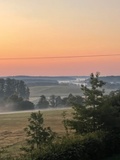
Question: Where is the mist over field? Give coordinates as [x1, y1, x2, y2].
[0, 102, 15, 112]
[0, 0, 120, 159]
[0, 75, 120, 113]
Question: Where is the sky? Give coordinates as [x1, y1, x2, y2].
[0, 0, 120, 76]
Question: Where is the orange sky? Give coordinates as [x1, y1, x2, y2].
[0, 0, 120, 76]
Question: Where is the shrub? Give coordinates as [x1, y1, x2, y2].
[35, 132, 105, 160]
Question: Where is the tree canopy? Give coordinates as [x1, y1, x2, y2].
[0, 78, 30, 100]
[66, 72, 120, 134]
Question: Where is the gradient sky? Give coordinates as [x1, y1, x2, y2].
[0, 0, 120, 76]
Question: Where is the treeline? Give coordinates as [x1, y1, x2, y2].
[0, 78, 30, 100]
[36, 94, 83, 109]
[0, 78, 34, 111]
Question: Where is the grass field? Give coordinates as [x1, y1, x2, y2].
[0, 108, 72, 157]
[29, 84, 82, 104]
[1, 107, 118, 159]
[29, 84, 82, 97]
[0, 84, 116, 158]
[29, 84, 114, 104]
[0, 84, 83, 157]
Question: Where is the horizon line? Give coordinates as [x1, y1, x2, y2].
[0, 75, 120, 77]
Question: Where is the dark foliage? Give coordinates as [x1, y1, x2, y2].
[24, 111, 55, 150]
[18, 100, 34, 110]
[0, 78, 30, 100]
[36, 95, 49, 109]
[35, 132, 104, 160]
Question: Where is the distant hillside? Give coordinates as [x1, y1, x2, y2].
[100, 76, 120, 83]
[1, 76, 88, 86]
[1, 75, 120, 88]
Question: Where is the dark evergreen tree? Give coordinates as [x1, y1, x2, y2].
[67, 72, 106, 134]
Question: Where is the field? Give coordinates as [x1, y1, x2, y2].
[0, 84, 82, 157]
[0, 108, 72, 157]
[29, 84, 114, 105]
[0, 83, 117, 158]
[0, 109, 119, 160]
[29, 84, 82, 104]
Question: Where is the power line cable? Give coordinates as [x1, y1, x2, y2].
[0, 54, 120, 60]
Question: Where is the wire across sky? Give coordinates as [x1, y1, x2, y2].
[0, 54, 120, 60]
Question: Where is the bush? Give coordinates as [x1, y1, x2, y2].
[103, 131, 120, 157]
[35, 132, 105, 160]
[18, 100, 34, 110]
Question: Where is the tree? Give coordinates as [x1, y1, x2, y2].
[109, 90, 120, 107]
[66, 94, 75, 106]
[62, 97, 68, 106]
[18, 101, 34, 111]
[0, 79, 5, 99]
[4, 78, 16, 97]
[5, 94, 34, 111]
[0, 78, 30, 100]
[24, 111, 55, 150]
[55, 96, 63, 107]
[99, 90, 120, 132]
[67, 72, 106, 134]
[16, 80, 29, 100]
[36, 95, 49, 109]
[7, 94, 23, 103]
[67, 94, 83, 107]
[25, 87, 30, 100]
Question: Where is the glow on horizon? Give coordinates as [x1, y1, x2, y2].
[0, 0, 120, 76]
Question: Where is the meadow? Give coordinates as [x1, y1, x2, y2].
[0, 108, 72, 157]
[0, 84, 117, 159]
[0, 84, 81, 156]
[29, 84, 114, 104]
[29, 84, 82, 104]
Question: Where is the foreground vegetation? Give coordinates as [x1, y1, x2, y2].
[0, 108, 72, 157]
[1, 72, 120, 159]
[0, 110, 116, 160]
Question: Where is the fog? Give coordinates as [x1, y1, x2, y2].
[0, 107, 71, 115]
[0, 102, 17, 113]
